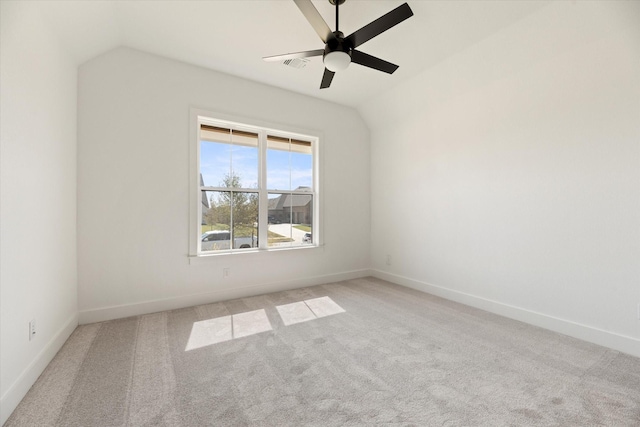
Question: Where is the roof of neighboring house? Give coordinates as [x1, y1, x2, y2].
[268, 187, 312, 210]
[282, 194, 312, 208]
[268, 197, 281, 210]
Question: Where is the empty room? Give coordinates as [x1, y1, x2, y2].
[1, 0, 639, 425]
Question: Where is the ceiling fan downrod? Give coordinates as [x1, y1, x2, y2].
[324, 0, 350, 72]
[333, 0, 342, 32]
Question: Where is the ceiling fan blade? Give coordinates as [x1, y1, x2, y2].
[320, 68, 335, 89]
[293, 0, 335, 44]
[351, 50, 399, 74]
[346, 3, 413, 49]
[263, 49, 324, 62]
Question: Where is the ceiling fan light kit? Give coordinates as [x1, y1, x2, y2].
[324, 50, 351, 72]
[264, 0, 413, 89]
[323, 36, 351, 71]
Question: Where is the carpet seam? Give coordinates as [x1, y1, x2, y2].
[122, 316, 141, 427]
[52, 323, 103, 427]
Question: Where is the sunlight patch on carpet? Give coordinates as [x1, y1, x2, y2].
[186, 297, 345, 350]
[185, 309, 272, 351]
[277, 296, 345, 326]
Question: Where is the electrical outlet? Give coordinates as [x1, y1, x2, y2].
[386, 255, 392, 266]
[223, 267, 230, 278]
[29, 319, 36, 341]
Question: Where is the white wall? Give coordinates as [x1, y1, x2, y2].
[0, 2, 79, 424]
[77, 47, 370, 322]
[361, 1, 640, 356]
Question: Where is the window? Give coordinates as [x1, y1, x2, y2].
[192, 112, 319, 256]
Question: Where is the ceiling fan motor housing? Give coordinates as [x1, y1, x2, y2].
[324, 31, 352, 56]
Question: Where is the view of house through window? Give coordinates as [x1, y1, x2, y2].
[266, 135, 313, 248]
[198, 120, 317, 253]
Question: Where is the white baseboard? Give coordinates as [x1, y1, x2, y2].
[79, 269, 372, 325]
[1, 313, 78, 426]
[372, 269, 640, 358]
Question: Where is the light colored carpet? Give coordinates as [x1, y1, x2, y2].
[6, 277, 640, 426]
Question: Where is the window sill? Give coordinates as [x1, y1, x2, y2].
[188, 244, 323, 265]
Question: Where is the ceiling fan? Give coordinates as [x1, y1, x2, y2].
[264, 0, 413, 89]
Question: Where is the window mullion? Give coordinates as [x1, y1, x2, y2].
[258, 130, 268, 249]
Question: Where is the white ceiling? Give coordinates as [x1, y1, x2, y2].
[38, 0, 551, 109]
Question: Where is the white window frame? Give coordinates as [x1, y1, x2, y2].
[189, 108, 322, 259]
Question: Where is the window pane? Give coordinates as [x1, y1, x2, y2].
[267, 193, 312, 248]
[267, 136, 313, 191]
[290, 151, 312, 190]
[201, 191, 258, 251]
[200, 141, 231, 188]
[291, 139, 313, 190]
[200, 126, 258, 189]
[231, 191, 259, 249]
[268, 193, 292, 248]
[231, 130, 258, 188]
[267, 142, 290, 191]
[201, 191, 231, 252]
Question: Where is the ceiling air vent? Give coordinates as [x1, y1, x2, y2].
[282, 58, 309, 69]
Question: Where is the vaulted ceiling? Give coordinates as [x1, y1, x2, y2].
[36, 0, 550, 108]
